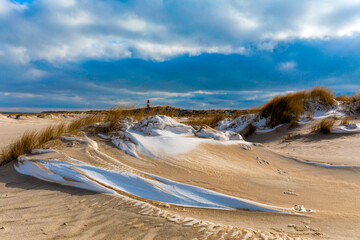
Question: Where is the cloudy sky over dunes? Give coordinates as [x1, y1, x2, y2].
[1, 0, 360, 111]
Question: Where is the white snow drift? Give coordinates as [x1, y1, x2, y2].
[15, 156, 288, 212]
[100, 115, 248, 160]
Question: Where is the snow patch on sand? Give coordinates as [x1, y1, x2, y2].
[331, 123, 360, 133]
[195, 127, 243, 141]
[134, 115, 194, 136]
[216, 114, 284, 134]
[93, 115, 248, 159]
[15, 156, 289, 212]
[290, 157, 360, 168]
[31, 149, 59, 154]
[15, 158, 114, 193]
[217, 115, 257, 133]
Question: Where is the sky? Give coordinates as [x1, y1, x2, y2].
[1, 0, 360, 112]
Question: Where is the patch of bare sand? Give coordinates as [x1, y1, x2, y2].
[248, 119, 360, 166]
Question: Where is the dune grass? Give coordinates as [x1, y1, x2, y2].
[340, 117, 350, 125]
[242, 123, 256, 138]
[187, 114, 227, 128]
[260, 91, 306, 127]
[312, 117, 336, 134]
[1, 130, 38, 165]
[260, 87, 338, 127]
[308, 87, 335, 105]
[336, 91, 360, 103]
[336, 95, 353, 102]
[0, 106, 184, 165]
[0, 114, 101, 165]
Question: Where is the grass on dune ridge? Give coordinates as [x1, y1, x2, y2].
[0, 105, 187, 165]
[1, 86, 360, 165]
[260, 87, 338, 127]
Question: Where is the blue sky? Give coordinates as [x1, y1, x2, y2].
[1, 0, 360, 112]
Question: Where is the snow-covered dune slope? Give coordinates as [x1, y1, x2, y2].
[14, 116, 290, 213]
[15, 156, 287, 212]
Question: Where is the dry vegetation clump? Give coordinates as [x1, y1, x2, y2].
[312, 117, 336, 134]
[1, 130, 38, 165]
[66, 114, 103, 133]
[187, 114, 227, 128]
[259, 87, 339, 127]
[283, 132, 295, 141]
[336, 91, 360, 103]
[242, 123, 256, 138]
[336, 95, 353, 102]
[260, 91, 306, 127]
[100, 105, 178, 133]
[308, 87, 335, 106]
[0, 114, 102, 165]
[353, 91, 360, 101]
[340, 117, 350, 125]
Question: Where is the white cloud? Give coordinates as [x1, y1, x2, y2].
[278, 61, 296, 71]
[0, 91, 40, 98]
[1, 0, 360, 64]
[25, 68, 48, 80]
[0, 46, 30, 65]
[0, 0, 27, 15]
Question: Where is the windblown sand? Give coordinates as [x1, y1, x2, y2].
[1, 116, 360, 239]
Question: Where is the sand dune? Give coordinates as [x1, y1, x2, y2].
[1, 115, 360, 239]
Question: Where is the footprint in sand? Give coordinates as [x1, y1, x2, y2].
[256, 156, 271, 165]
[284, 189, 297, 196]
[277, 168, 288, 174]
